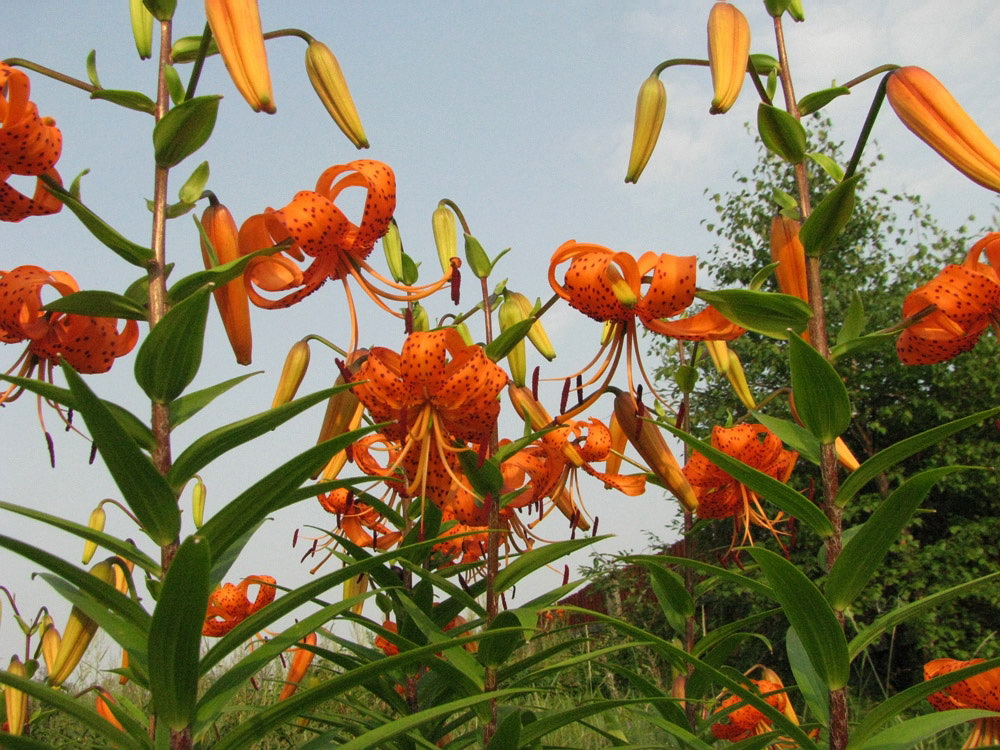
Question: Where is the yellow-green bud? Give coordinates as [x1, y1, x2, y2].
[410, 302, 429, 332]
[498, 296, 528, 387]
[271, 340, 311, 408]
[129, 0, 154, 60]
[625, 74, 667, 183]
[171, 35, 219, 64]
[5, 655, 28, 735]
[382, 219, 405, 283]
[464, 233, 492, 279]
[506, 292, 555, 360]
[81, 505, 106, 564]
[432, 204, 458, 274]
[305, 39, 369, 149]
[192, 476, 206, 529]
[50, 558, 117, 687]
[454, 321, 473, 347]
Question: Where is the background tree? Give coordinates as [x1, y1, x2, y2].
[645, 117, 1000, 696]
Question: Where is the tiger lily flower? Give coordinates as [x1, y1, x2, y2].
[204, 0, 275, 114]
[897, 232, 1000, 364]
[925, 658, 1000, 748]
[352, 329, 508, 520]
[0, 63, 63, 222]
[711, 673, 806, 745]
[278, 632, 317, 701]
[886, 66, 1000, 193]
[549, 240, 743, 415]
[202, 575, 277, 637]
[242, 160, 459, 351]
[683, 423, 797, 549]
[201, 199, 252, 364]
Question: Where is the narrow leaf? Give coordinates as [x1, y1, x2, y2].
[826, 467, 971, 611]
[42, 290, 148, 320]
[134, 286, 210, 403]
[836, 406, 1000, 507]
[797, 86, 850, 116]
[167, 385, 345, 490]
[697, 289, 811, 338]
[788, 330, 852, 444]
[90, 89, 156, 114]
[807, 151, 845, 182]
[62, 365, 179, 545]
[855, 709, 998, 750]
[749, 547, 849, 689]
[494, 536, 607, 593]
[149, 535, 210, 730]
[178, 161, 210, 204]
[39, 175, 152, 267]
[486, 317, 536, 362]
[799, 174, 862, 256]
[169, 371, 261, 429]
[751, 410, 821, 465]
[786, 626, 829, 725]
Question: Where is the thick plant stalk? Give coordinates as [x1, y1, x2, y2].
[772, 15, 847, 750]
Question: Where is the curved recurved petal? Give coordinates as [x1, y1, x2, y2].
[641, 304, 744, 340]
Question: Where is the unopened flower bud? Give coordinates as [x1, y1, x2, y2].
[96, 690, 124, 730]
[272, 339, 311, 408]
[204, 0, 275, 114]
[708, 1, 751, 115]
[40, 622, 60, 676]
[464, 233, 492, 279]
[498, 297, 528, 387]
[279, 632, 318, 701]
[201, 201, 252, 364]
[316, 354, 365, 481]
[625, 74, 667, 183]
[410, 302, 429, 333]
[505, 291, 556, 361]
[613, 390, 698, 511]
[5, 655, 28, 736]
[432, 204, 458, 274]
[192, 476, 207, 528]
[834, 437, 860, 472]
[382, 219, 405, 283]
[129, 0, 154, 60]
[454, 321, 473, 347]
[343, 575, 368, 617]
[886, 66, 1000, 193]
[769, 215, 808, 302]
[305, 39, 368, 149]
[49, 558, 117, 687]
[172, 35, 219, 64]
[81, 504, 106, 564]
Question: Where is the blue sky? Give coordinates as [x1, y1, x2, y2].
[2, 2, 998, 658]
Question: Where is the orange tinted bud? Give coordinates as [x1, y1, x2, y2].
[201, 202, 253, 364]
[278, 632, 317, 701]
[316, 354, 365, 481]
[271, 339, 311, 408]
[204, 0, 275, 113]
[305, 39, 368, 149]
[81, 505, 106, 564]
[343, 574, 368, 616]
[41, 623, 61, 675]
[120, 649, 130, 685]
[708, 1, 751, 114]
[769, 215, 809, 302]
[192, 476, 207, 529]
[625, 74, 667, 183]
[5, 655, 28, 736]
[613, 390, 698, 511]
[508, 386, 584, 466]
[49, 558, 117, 686]
[834, 437, 860, 472]
[605, 411, 627, 475]
[887, 66, 1000, 193]
[96, 690, 123, 731]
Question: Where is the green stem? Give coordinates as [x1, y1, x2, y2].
[1, 58, 97, 93]
[843, 72, 892, 180]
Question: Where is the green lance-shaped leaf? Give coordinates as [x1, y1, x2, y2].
[86, 49, 101, 88]
[153, 95, 220, 168]
[836, 405, 1000, 508]
[169, 371, 261, 429]
[494, 536, 608, 593]
[486, 708, 523, 750]
[857, 710, 1000, 750]
[799, 174, 862, 257]
[39, 175, 153, 267]
[659, 421, 834, 538]
[149, 536, 210, 731]
[168, 238, 288, 304]
[61, 364, 180, 545]
[788, 330, 852, 444]
[485, 316, 537, 362]
[43, 290, 148, 320]
[826, 466, 971, 612]
[178, 161, 210, 204]
[757, 103, 807, 163]
[749, 547, 849, 690]
[807, 151, 845, 182]
[455, 446, 504, 498]
[647, 562, 694, 635]
[697, 289, 811, 338]
[797, 86, 850, 116]
[786, 626, 829, 725]
[134, 286, 210, 404]
[477, 607, 537, 668]
[90, 89, 156, 115]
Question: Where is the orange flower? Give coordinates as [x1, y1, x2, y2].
[278, 632, 317, 702]
[352, 329, 508, 517]
[711, 678, 787, 741]
[683, 424, 797, 548]
[202, 575, 277, 637]
[95, 689, 124, 731]
[769, 215, 808, 302]
[373, 620, 399, 656]
[886, 66, 1000, 193]
[242, 160, 457, 350]
[925, 658, 1000, 748]
[0, 63, 63, 222]
[549, 240, 742, 415]
[707, 1, 751, 115]
[897, 233, 1000, 364]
